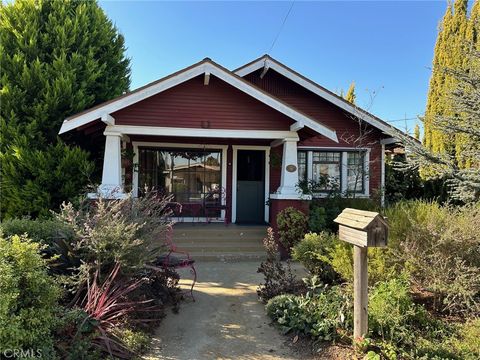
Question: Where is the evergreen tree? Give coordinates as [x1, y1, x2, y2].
[414, 124, 421, 140]
[398, 48, 480, 202]
[345, 82, 356, 104]
[0, 0, 131, 219]
[424, 0, 469, 156]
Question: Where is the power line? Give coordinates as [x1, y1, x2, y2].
[267, 1, 295, 54]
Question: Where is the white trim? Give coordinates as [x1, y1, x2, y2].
[380, 137, 400, 145]
[380, 143, 386, 207]
[105, 125, 299, 140]
[232, 145, 270, 224]
[298, 146, 371, 151]
[364, 149, 371, 197]
[131, 142, 228, 221]
[298, 147, 371, 198]
[59, 60, 338, 142]
[101, 114, 115, 126]
[235, 57, 395, 136]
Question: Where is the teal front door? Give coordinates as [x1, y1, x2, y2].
[236, 150, 265, 224]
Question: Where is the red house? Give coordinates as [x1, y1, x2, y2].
[59, 55, 399, 225]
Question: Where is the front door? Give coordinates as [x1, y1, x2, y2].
[236, 150, 265, 224]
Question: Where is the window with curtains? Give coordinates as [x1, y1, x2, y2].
[138, 148, 222, 217]
[297, 150, 368, 195]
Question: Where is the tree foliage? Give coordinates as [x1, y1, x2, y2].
[423, 0, 479, 166]
[0, 0, 131, 219]
[403, 0, 480, 202]
[345, 81, 356, 104]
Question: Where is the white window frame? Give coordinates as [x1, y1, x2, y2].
[297, 147, 370, 198]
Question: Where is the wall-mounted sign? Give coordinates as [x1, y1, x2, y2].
[286, 164, 297, 173]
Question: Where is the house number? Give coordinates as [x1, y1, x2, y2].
[286, 164, 297, 172]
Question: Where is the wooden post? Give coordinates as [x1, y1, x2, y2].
[334, 208, 388, 341]
[353, 245, 368, 339]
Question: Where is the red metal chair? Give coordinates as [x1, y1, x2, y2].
[204, 186, 229, 224]
[147, 223, 197, 301]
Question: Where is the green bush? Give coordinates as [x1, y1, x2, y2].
[385, 200, 480, 316]
[0, 218, 75, 247]
[266, 285, 352, 340]
[54, 308, 101, 360]
[323, 241, 396, 286]
[369, 277, 430, 344]
[450, 318, 480, 359]
[291, 232, 338, 283]
[116, 328, 151, 353]
[57, 191, 173, 281]
[309, 196, 378, 232]
[307, 206, 327, 233]
[276, 207, 308, 250]
[0, 235, 61, 355]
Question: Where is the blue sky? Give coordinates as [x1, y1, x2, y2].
[100, 1, 448, 134]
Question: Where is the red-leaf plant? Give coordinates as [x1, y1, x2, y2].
[78, 262, 159, 358]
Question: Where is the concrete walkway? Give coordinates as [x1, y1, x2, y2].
[145, 261, 304, 360]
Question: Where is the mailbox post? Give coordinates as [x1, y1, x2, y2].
[334, 208, 388, 340]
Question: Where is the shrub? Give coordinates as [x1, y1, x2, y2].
[369, 277, 430, 345]
[318, 240, 396, 286]
[0, 217, 75, 248]
[450, 318, 480, 359]
[54, 308, 101, 360]
[308, 206, 327, 233]
[385, 200, 480, 316]
[0, 235, 61, 355]
[57, 191, 173, 282]
[291, 232, 338, 284]
[257, 260, 305, 303]
[309, 196, 378, 232]
[116, 328, 150, 354]
[257, 227, 305, 302]
[266, 284, 352, 340]
[277, 207, 308, 250]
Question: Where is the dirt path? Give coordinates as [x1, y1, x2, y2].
[144, 261, 302, 360]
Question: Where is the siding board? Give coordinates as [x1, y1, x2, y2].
[113, 75, 294, 130]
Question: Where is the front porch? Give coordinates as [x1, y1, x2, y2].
[97, 129, 310, 225]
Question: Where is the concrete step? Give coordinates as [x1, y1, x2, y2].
[189, 251, 267, 262]
[175, 243, 264, 253]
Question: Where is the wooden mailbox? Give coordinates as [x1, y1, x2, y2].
[334, 208, 389, 340]
[334, 208, 388, 248]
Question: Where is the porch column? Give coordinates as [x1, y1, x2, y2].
[99, 132, 124, 197]
[276, 138, 300, 197]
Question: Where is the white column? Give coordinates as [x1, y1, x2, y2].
[380, 144, 385, 206]
[99, 133, 124, 198]
[274, 138, 301, 197]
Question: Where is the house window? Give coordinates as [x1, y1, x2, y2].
[297, 151, 308, 182]
[298, 149, 369, 196]
[347, 152, 365, 193]
[312, 151, 341, 191]
[138, 148, 222, 217]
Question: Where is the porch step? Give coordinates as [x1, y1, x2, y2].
[174, 242, 265, 253]
[170, 224, 268, 262]
[188, 251, 267, 262]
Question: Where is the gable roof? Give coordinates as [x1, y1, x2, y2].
[59, 58, 338, 142]
[234, 54, 396, 137]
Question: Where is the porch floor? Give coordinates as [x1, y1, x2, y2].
[172, 223, 268, 261]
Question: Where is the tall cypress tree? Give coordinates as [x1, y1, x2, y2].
[424, 0, 468, 156]
[345, 82, 356, 104]
[0, 0, 131, 219]
[414, 124, 421, 141]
